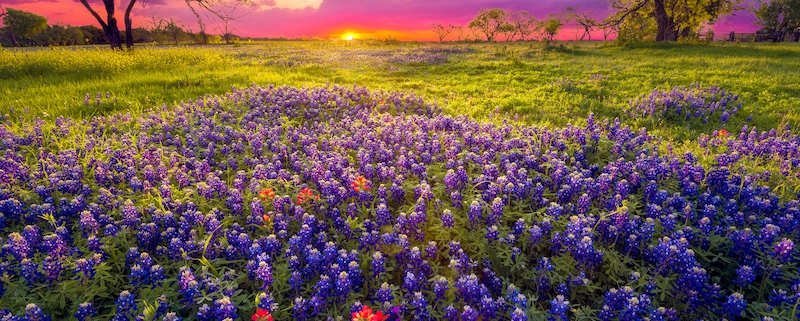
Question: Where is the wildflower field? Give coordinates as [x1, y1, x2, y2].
[1, 41, 800, 321]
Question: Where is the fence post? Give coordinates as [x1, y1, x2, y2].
[729, 31, 735, 42]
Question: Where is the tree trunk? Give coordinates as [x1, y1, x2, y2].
[81, 0, 122, 49]
[124, 0, 136, 49]
[653, 0, 677, 41]
[103, 0, 123, 49]
[680, 27, 691, 39]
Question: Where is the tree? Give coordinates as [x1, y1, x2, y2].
[600, 23, 619, 41]
[80, 25, 106, 44]
[184, 0, 253, 45]
[79, 0, 252, 49]
[573, 12, 598, 41]
[149, 17, 189, 44]
[431, 23, 454, 42]
[755, 0, 800, 32]
[500, 22, 516, 41]
[605, 0, 739, 41]
[468, 8, 509, 41]
[42, 23, 85, 46]
[454, 25, 464, 41]
[508, 10, 537, 41]
[216, 19, 234, 43]
[78, 0, 126, 49]
[539, 17, 564, 42]
[1, 7, 48, 46]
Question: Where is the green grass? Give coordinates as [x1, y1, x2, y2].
[2, 41, 799, 140]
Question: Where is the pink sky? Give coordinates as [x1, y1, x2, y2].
[1, 0, 760, 40]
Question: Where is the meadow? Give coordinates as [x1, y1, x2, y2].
[1, 41, 800, 320]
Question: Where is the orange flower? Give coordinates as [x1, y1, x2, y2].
[296, 188, 319, 205]
[718, 129, 728, 138]
[351, 306, 389, 321]
[351, 175, 370, 193]
[252, 309, 274, 321]
[263, 214, 271, 224]
[259, 188, 275, 201]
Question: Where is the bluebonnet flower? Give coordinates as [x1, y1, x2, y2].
[74, 302, 96, 321]
[214, 296, 237, 320]
[460, 305, 479, 321]
[549, 295, 569, 321]
[735, 265, 755, 287]
[113, 291, 137, 321]
[722, 292, 746, 319]
[25, 304, 51, 321]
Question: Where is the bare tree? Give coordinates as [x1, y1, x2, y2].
[454, 25, 464, 41]
[185, 0, 253, 44]
[509, 10, 537, 41]
[601, 23, 619, 41]
[217, 18, 237, 44]
[574, 12, 598, 41]
[431, 23, 454, 42]
[150, 17, 188, 44]
[195, 16, 209, 44]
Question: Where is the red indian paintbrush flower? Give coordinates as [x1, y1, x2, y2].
[718, 129, 728, 138]
[351, 306, 389, 321]
[351, 175, 370, 192]
[296, 187, 319, 205]
[259, 188, 275, 201]
[252, 309, 274, 321]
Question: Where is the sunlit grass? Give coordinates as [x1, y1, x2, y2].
[2, 41, 799, 135]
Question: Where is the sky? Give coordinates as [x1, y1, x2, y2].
[1, 0, 761, 41]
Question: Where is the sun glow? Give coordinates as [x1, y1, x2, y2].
[342, 33, 357, 41]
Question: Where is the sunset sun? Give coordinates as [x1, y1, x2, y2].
[342, 33, 357, 40]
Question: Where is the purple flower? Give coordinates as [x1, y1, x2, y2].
[735, 265, 755, 287]
[74, 302, 96, 321]
[548, 295, 569, 321]
[25, 303, 51, 321]
[774, 238, 794, 262]
[722, 292, 746, 319]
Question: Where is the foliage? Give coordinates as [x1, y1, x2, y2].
[0, 7, 48, 46]
[539, 18, 564, 42]
[606, 0, 740, 41]
[1, 80, 800, 320]
[468, 8, 509, 42]
[754, 0, 800, 31]
[37, 24, 86, 46]
[1, 40, 800, 321]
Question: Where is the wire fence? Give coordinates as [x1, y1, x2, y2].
[700, 30, 800, 42]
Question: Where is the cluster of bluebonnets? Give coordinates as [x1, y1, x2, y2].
[0, 84, 798, 320]
[628, 83, 741, 124]
[257, 47, 473, 68]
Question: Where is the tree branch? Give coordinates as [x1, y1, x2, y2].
[80, 0, 109, 30]
[604, 0, 650, 27]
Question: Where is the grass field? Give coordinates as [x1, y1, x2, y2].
[2, 41, 799, 136]
[3, 41, 800, 320]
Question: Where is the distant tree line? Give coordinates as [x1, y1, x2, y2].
[431, 8, 569, 43]
[0, 6, 242, 47]
[436, 1, 799, 43]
